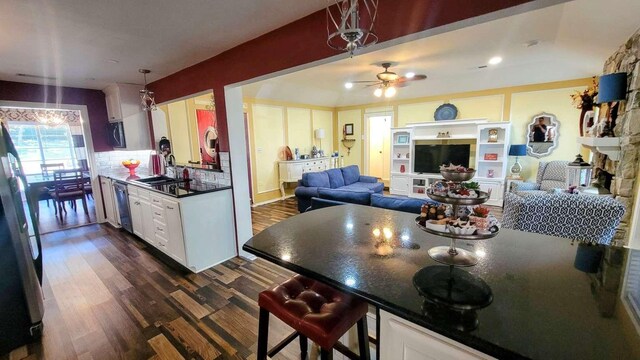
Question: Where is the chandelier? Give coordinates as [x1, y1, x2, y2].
[37, 110, 65, 126]
[139, 69, 157, 111]
[327, 0, 379, 57]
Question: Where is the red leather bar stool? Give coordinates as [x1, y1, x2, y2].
[257, 274, 370, 360]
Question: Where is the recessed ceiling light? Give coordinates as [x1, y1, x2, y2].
[488, 56, 502, 65]
[107, 59, 120, 64]
[405, 72, 415, 79]
[344, 82, 353, 89]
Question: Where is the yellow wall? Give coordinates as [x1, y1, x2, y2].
[398, 101, 444, 127]
[166, 101, 193, 164]
[337, 109, 362, 168]
[509, 87, 585, 180]
[244, 98, 334, 204]
[287, 107, 312, 154]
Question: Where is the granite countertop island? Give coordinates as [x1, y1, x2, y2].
[98, 170, 231, 198]
[243, 205, 640, 359]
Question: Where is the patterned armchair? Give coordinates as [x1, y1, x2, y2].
[502, 192, 625, 244]
[511, 161, 570, 195]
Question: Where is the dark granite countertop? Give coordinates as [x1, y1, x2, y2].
[243, 205, 640, 360]
[98, 171, 231, 198]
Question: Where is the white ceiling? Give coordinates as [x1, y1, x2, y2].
[242, 0, 640, 107]
[0, 0, 328, 89]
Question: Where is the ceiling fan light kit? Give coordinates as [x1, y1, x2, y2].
[326, 0, 379, 57]
[347, 62, 427, 98]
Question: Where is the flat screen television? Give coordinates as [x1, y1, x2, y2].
[414, 144, 470, 173]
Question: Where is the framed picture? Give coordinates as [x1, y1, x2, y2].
[487, 128, 499, 143]
[344, 123, 354, 136]
[397, 135, 410, 144]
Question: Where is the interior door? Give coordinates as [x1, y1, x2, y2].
[368, 115, 391, 180]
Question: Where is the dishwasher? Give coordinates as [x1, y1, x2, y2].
[113, 181, 133, 233]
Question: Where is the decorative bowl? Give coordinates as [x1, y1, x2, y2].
[440, 169, 476, 182]
[448, 225, 477, 235]
[122, 159, 141, 175]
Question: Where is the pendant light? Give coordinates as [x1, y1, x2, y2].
[326, 0, 379, 57]
[139, 69, 157, 111]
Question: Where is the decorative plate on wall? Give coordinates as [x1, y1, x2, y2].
[434, 103, 458, 121]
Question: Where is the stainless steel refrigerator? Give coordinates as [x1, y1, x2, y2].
[0, 122, 44, 354]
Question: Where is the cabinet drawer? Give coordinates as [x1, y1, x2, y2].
[150, 195, 163, 206]
[137, 188, 150, 201]
[127, 185, 138, 197]
[155, 234, 168, 250]
[151, 205, 165, 223]
[153, 219, 168, 238]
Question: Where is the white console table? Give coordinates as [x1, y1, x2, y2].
[278, 157, 331, 199]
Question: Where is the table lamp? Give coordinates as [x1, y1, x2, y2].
[597, 72, 627, 136]
[508, 144, 527, 179]
[314, 128, 325, 151]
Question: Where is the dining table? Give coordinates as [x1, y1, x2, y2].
[25, 171, 91, 218]
[242, 204, 640, 360]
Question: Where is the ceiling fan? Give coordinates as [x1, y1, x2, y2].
[346, 62, 427, 98]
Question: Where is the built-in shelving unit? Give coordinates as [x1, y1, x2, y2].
[389, 120, 511, 206]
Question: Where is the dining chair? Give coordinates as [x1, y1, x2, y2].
[50, 169, 89, 221]
[35, 163, 65, 211]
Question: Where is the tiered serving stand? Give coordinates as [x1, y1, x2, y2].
[415, 170, 498, 267]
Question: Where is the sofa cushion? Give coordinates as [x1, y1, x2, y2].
[325, 168, 345, 188]
[343, 182, 384, 193]
[370, 194, 437, 214]
[542, 161, 568, 182]
[302, 172, 330, 188]
[318, 188, 371, 205]
[341, 165, 361, 185]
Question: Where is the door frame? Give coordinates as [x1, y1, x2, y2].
[363, 111, 393, 181]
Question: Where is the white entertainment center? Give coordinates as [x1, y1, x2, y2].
[389, 119, 511, 207]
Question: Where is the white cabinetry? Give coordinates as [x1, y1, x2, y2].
[125, 183, 236, 272]
[102, 83, 151, 151]
[278, 157, 331, 199]
[379, 310, 494, 360]
[389, 128, 412, 197]
[390, 174, 409, 195]
[99, 176, 119, 227]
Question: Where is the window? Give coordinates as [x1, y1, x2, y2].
[8, 123, 77, 175]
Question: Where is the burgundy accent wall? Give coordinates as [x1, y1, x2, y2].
[149, 0, 532, 152]
[0, 80, 112, 152]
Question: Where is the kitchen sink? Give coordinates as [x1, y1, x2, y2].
[133, 176, 181, 186]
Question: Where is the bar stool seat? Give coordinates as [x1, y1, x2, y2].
[258, 274, 370, 360]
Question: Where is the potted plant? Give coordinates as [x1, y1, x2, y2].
[469, 205, 491, 231]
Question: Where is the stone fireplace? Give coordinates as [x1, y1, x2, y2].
[598, 28, 640, 246]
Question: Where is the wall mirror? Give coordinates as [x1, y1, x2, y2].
[526, 112, 559, 158]
[151, 91, 218, 166]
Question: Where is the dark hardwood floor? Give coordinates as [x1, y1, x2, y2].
[30, 197, 97, 235]
[7, 196, 501, 359]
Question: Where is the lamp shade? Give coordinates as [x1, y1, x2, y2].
[509, 144, 527, 156]
[597, 72, 627, 103]
[315, 128, 326, 139]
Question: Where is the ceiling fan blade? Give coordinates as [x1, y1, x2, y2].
[350, 80, 379, 84]
[396, 75, 428, 83]
[365, 82, 383, 88]
[395, 82, 412, 88]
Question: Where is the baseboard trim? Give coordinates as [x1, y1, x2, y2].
[252, 195, 295, 207]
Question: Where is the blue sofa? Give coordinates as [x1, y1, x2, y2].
[294, 165, 384, 212]
[309, 193, 437, 214]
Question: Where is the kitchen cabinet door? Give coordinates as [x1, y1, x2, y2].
[129, 194, 144, 238]
[163, 199, 186, 264]
[139, 198, 155, 245]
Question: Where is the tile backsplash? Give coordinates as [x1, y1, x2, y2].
[95, 150, 153, 174]
[95, 150, 232, 186]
